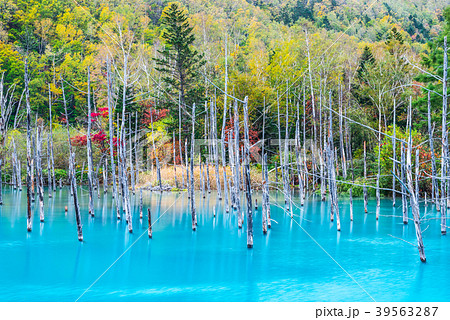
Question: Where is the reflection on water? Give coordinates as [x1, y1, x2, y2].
[0, 186, 449, 301]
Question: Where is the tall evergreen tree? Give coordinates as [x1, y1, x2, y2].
[357, 46, 375, 79]
[154, 3, 204, 112]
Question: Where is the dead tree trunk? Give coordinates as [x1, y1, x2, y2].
[345, 107, 354, 221]
[319, 88, 326, 201]
[173, 132, 178, 189]
[25, 59, 32, 231]
[62, 76, 83, 240]
[201, 158, 208, 194]
[139, 188, 143, 219]
[12, 139, 17, 190]
[243, 97, 253, 248]
[31, 133, 35, 202]
[48, 84, 55, 192]
[178, 98, 185, 188]
[283, 95, 291, 212]
[129, 118, 135, 195]
[222, 38, 229, 211]
[401, 142, 408, 224]
[427, 92, 438, 208]
[265, 153, 271, 229]
[441, 36, 448, 234]
[262, 153, 268, 234]
[120, 118, 132, 233]
[221, 116, 229, 211]
[70, 152, 83, 241]
[328, 91, 341, 231]
[18, 160, 22, 191]
[190, 103, 197, 231]
[406, 136, 426, 262]
[36, 122, 44, 222]
[392, 99, 397, 206]
[134, 111, 139, 188]
[303, 87, 309, 195]
[47, 136, 52, 199]
[295, 119, 304, 206]
[148, 208, 152, 238]
[276, 93, 284, 202]
[200, 160, 205, 198]
[185, 139, 189, 197]
[107, 57, 120, 219]
[233, 99, 242, 228]
[150, 107, 162, 192]
[102, 163, 107, 194]
[210, 99, 222, 199]
[363, 141, 368, 213]
[305, 30, 318, 193]
[338, 88, 347, 179]
[86, 67, 95, 217]
[415, 148, 420, 200]
[376, 110, 381, 211]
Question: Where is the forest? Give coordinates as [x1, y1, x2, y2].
[0, 0, 449, 255]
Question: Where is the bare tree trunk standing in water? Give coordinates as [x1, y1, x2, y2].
[283, 90, 291, 213]
[129, 117, 135, 195]
[106, 57, 120, 220]
[47, 136, 52, 200]
[134, 111, 139, 188]
[210, 98, 222, 200]
[150, 107, 162, 192]
[406, 125, 426, 262]
[185, 139, 189, 197]
[440, 36, 448, 235]
[392, 99, 397, 206]
[148, 208, 152, 238]
[328, 91, 340, 231]
[221, 33, 229, 212]
[178, 97, 185, 188]
[48, 84, 55, 196]
[338, 87, 347, 180]
[62, 76, 83, 241]
[86, 67, 95, 217]
[200, 160, 205, 198]
[345, 107, 354, 221]
[243, 97, 253, 248]
[427, 92, 438, 209]
[36, 121, 44, 222]
[25, 59, 32, 231]
[305, 30, 317, 193]
[363, 141, 368, 213]
[120, 116, 132, 233]
[376, 110, 381, 215]
[190, 103, 196, 231]
[173, 132, 178, 189]
[401, 142, 408, 224]
[233, 99, 242, 228]
[303, 86, 309, 196]
[139, 188, 143, 219]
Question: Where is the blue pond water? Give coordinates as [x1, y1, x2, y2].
[0, 186, 449, 302]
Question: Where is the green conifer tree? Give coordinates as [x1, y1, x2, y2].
[154, 3, 204, 111]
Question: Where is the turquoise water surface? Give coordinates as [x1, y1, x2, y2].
[0, 186, 449, 302]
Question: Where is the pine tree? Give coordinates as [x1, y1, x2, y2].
[154, 3, 204, 110]
[357, 45, 375, 79]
